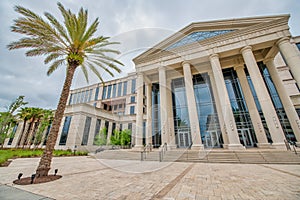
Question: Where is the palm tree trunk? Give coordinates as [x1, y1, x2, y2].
[36, 65, 76, 177]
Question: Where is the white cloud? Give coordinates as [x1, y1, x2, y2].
[0, 0, 299, 111]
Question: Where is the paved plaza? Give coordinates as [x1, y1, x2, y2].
[0, 156, 300, 199]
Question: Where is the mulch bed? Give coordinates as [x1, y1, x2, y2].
[13, 175, 62, 185]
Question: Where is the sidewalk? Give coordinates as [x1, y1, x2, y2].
[0, 184, 53, 200]
[0, 156, 300, 199]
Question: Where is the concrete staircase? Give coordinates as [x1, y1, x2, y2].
[92, 149, 300, 164]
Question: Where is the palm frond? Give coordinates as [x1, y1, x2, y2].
[86, 62, 105, 84]
[47, 59, 65, 75]
[80, 64, 89, 83]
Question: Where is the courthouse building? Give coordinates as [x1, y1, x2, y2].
[5, 14, 300, 151]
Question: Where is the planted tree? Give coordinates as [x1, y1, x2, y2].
[0, 96, 27, 148]
[8, 3, 123, 176]
[94, 127, 107, 146]
[33, 109, 54, 148]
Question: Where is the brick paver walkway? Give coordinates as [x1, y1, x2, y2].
[0, 156, 299, 199]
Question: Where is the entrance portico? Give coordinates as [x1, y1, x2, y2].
[133, 14, 300, 150]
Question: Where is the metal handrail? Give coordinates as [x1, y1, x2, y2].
[159, 143, 167, 162]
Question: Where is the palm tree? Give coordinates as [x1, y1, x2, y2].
[8, 3, 123, 177]
[17, 107, 32, 147]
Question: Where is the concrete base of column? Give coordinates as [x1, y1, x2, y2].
[191, 144, 204, 150]
[227, 144, 245, 150]
[131, 145, 144, 152]
[271, 143, 287, 150]
[256, 143, 272, 149]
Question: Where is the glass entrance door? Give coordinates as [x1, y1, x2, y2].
[204, 131, 220, 148]
[177, 129, 191, 148]
[238, 129, 254, 147]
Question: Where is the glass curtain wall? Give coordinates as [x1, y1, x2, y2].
[151, 83, 161, 148]
[223, 68, 257, 147]
[171, 78, 191, 148]
[193, 73, 222, 148]
[258, 62, 295, 142]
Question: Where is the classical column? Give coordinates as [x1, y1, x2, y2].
[209, 54, 243, 150]
[166, 79, 176, 149]
[276, 37, 300, 87]
[146, 83, 153, 146]
[159, 66, 169, 147]
[264, 58, 300, 144]
[133, 73, 144, 150]
[182, 62, 203, 150]
[208, 72, 229, 147]
[234, 65, 269, 147]
[241, 46, 286, 149]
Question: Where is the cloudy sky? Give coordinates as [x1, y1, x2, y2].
[0, 0, 299, 111]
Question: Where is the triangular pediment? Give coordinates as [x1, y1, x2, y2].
[133, 14, 289, 64]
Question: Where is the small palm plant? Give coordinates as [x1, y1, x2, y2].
[8, 2, 123, 176]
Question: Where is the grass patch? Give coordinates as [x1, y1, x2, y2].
[0, 149, 88, 166]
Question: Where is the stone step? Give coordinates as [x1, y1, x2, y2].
[92, 149, 300, 164]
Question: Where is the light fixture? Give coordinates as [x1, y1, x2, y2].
[31, 174, 36, 184]
[18, 173, 23, 180]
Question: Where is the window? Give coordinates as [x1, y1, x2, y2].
[69, 94, 73, 105]
[88, 89, 93, 102]
[130, 96, 135, 103]
[112, 84, 117, 98]
[296, 43, 300, 51]
[123, 81, 127, 96]
[59, 116, 72, 145]
[95, 87, 99, 101]
[102, 86, 107, 99]
[43, 124, 52, 145]
[93, 119, 101, 145]
[128, 123, 132, 131]
[81, 116, 91, 145]
[119, 104, 122, 109]
[114, 105, 118, 110]
[107, 85, 112, 99]
[117, 82, 122, 97]
[131, 79, 136, 94]
[130, 106, 135, 115]
[112, 123, 116, 134]
[8, 124, 18, 145]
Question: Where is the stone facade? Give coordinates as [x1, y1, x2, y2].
[4, 15, 300, 152]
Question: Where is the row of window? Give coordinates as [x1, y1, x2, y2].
[69, 89, 93, 105]
[102, 79, 136, 100]
[59, 116, 134, 146]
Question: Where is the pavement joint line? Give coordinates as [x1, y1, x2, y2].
[150, 163, 195, 200]
[260, 164, 300, 178]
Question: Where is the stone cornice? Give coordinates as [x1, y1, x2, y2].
[134, 15, 290, 68]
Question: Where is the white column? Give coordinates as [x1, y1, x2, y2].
[208, 72, 229, 147]
[166, 79, 176, 149]
[276, 37, 300, 87]
[241, 46, 286, 149]
[133, 73, 144, 150]
[182, 62, 203, 150]
[146, 83, 153, 146]
[159, 66, 169, 147]
[264, 58, 300, 144]
[235, 66, 269, 147]
[87, 117, 96, 146]
[209, 54, 244, 150]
